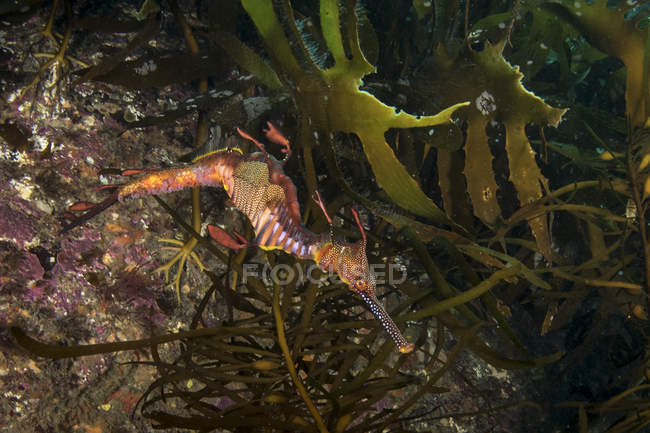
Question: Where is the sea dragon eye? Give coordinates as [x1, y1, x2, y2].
[353, 280, 368, 291]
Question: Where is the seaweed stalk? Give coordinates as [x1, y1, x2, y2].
[272, 283, 329, 433]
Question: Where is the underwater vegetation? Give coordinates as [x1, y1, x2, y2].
[0, 0, 649, 431]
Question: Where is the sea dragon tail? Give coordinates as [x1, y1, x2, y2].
[60, 152, 241, 234]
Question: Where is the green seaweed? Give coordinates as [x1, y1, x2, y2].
[238, 0, 469, 225]
[415, 40, 567, 260]
[545, 0, 650, 129]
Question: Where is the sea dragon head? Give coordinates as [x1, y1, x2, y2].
[313, 193, 414, 354]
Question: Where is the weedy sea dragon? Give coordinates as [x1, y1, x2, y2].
[61, 123, 415, 354]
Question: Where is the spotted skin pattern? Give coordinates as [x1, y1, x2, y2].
[62, 124, 414, 354]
